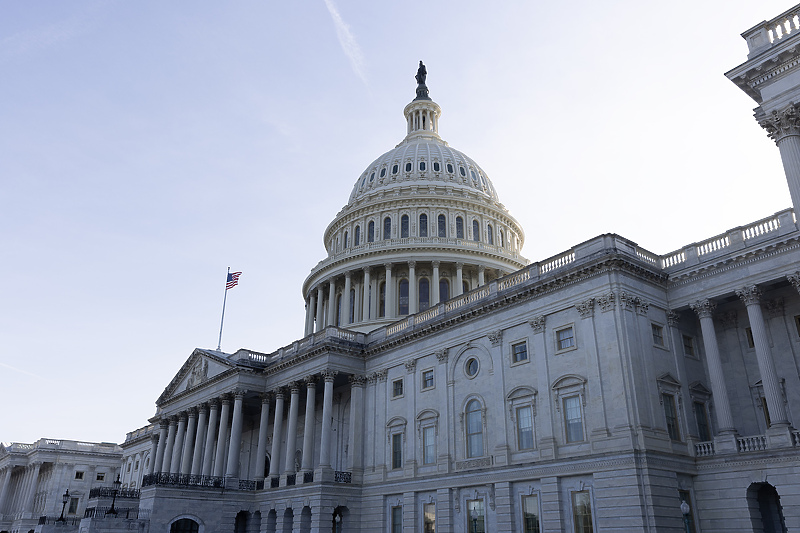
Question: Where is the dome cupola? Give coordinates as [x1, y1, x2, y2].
[302, 63, 528, 334]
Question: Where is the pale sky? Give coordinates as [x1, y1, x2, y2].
[1, 0, 794, 445]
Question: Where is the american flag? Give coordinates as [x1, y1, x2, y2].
[226, 271, 242, 290]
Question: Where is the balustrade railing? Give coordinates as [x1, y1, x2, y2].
[540, 250, 575, 273]
[497, 270, 530, 291]
[286, 474, 296, 486]
[238, 480, 256, 491]
[83, 507, 149, 519]
[303, 471, 314, 483]
[737, 435, 768, 452]
[142, 472, 224, 489]
[334, 471, 352, 483]
[694, 441, 715, 457]
[792, 430, 800, 447]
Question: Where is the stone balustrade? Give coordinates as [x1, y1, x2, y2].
[742, 6, 800, 56]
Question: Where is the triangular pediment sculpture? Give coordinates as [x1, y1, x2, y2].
[157, 349, 236, 405]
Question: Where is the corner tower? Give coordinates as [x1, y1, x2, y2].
[302, 63, 528, 334]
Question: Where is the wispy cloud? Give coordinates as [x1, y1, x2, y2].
[0, 361, 45, 380]
[1, 5, 102, 62]
[323, 0, 367, 86]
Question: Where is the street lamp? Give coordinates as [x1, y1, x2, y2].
[58, 489, 69, 522]
[333, 511, 341, 533]
[105, 475, 122, 515]
[680, 499, 691, 533]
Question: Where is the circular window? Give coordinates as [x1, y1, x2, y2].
[465, 357, 479, 377]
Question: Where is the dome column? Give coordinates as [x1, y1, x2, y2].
[432, 261, 440, 305]
[304, 293, 315, 336]
[408, 261, 417, 314]
[478, 265, 485, 287]
[385, 263, 395, 319]
[455, 262, 464, 296]
[315, 286, 324, 333]
[362, 267, 372, 321]
[343, 272, 352, 326]
[327, 280, 336, 327]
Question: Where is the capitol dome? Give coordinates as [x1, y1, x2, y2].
[302, 63, 528, 334]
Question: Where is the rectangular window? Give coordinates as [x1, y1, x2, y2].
[682, 335, 695, 357]
[126, 463, 131, 472]
[572, 491, 593, 533]
[392, 378, 404, 398]
[68, 497, 79, 515]
[467, 499, 485, 533]
[652, 324, 664, 346]
[512, 341, 528, 363]
[422, 369, 434, 390]
[557, 327, 575, 351]
[423, 502, 436, 533]
[663, 393, 681, 441]
[74, 471, 84, 480]
[563, 396, 584, 443]
[678, 490, 697, 533]
[96, 473, 105, 481]
[392, 433, 403, 469]
[423, 426, 436, 465]
[522, 494, 540, 533]
[516, 406, 534, 450]
[693, 401, 711, 442]
[745, 327, 755, 348]
[391, 506, 403, 533]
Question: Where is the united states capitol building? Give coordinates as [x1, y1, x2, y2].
[5, 5, 800, 533]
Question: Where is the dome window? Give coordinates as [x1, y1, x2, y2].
[380, 168, 386, 178]
[419, 278, 430, 311]
[405, 162, 412, 172]
[368, 221, 375, 243]
[361, 176, 367, 188]
[419, 161, 426, 171]
[433, 161, 440, 172]
[343, 231, 348, 249]
[487, 224, 494, 245]
[459, 166, 466, 177]
[499, 229, 505, 248]
[399, 279, 409, 315]
[355, 226, 361, 246]
[470, 170, 478, 183]
[447, 163, 454, 173]
[472, 220, 480, 242]
[439, 279, 450, 302]
[370, 172, 375, 182]
[437, 214, 446, 238]
[419, 214, 428, 237]
[392, 164, 399, 174]
[456, 216, 464, 239]
[379, 282, 386, 318]
[383, 217, 392, 240]
[401, 215, 409, 238]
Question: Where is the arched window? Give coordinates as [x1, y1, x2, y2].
[499, 229, 505, 248]
[437, 214, 446, 238]
[456, 217, 464, 239]
[419, 278, 430, 311]
[399, 279, 409, 315]
[419, 161, 426, 171]
[401, 215, 409, 238]
[379, 282, 386, 318]
[419, 214, 428, 237]
[433, 161, 440, 171]
[343, 231, 348, 249]
[380, 167, 386, 177]
[472, 220, 480, 242]
[439, 279, 449, 303]
[383, 217, 392, 240]
[354, 226, 361, 246]
[170, 519, 199, 533]
[466, 399, 484, 458]
[487, 224, 494, 245]
[349, 288, 356, 323]
[368, 221, 375, 243]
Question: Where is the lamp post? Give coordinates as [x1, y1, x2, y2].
[105, 475, 121, 515]
[470, 508, 478, 533]
[58, 489, 69, 522]
[680, 499, 691, 533]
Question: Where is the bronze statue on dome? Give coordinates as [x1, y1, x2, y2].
[416, 61, 427, 85]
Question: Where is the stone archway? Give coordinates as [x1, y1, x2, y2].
[748, 483, 787, 533]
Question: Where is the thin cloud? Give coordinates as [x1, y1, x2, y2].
[0, 361, 45, 380]
[323, 0, 367, 85]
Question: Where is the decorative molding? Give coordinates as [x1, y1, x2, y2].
[348, 374, 367, 387]
[488, 330, 503, 346]
[736, 285, 762, 306]
[666, 311, 680, 327]
[757, 104, 800, 143]
[690, 299, 716, 319]
[435, 349, 448, 364]
[788, 271, 800, 293]
[321, 369, 338, 382]
[376, 369, 388, 382]
[404, 359, 417, 374]
[596, 292, 615, 312]
[620, 292, 648, 315]
[576, 298, 595, 318]
[455, 457, 491, 470]
[529, 315, 545, 333]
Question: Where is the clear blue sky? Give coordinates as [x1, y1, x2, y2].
[1, 0, 793, 444]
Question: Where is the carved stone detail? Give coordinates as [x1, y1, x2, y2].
[435, 349, 448, 363]
[764, 298, 785, 318]
[690, 299, 716, 319]
[375, 369, 388, 382]
[736, 285, 762, 306]
[404, 360, 417, 374]
[666, 311, 680, 327]
[488, 330, 503, 346]
[348, 374, 367, 387]
[321, 369, 338, 382]
[529, 315, 546, 333]
[576, 298, 595, 318]
[757, 104, 800, 143]
[597, 292, 615, 312]
[788, 271, 800, 293]
[619, 292, 648, 314]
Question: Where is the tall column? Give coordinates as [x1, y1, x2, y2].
[315, 286, 324, 333]
[343, 272, 352, 325]
[432, 261, 440, 305]
[269, 390, 285, 477]
[226, 390, 246, 478]
[319, 370, 338, 467]
[191, 405, 208, 476]
[202, 400, 220, 477]
[348, 375, 367, 472]
[759, 106, 800, 213]
[213, 397, 231, 477]
[180, 409, 197, 475]
[146, 434, 159, 477]
[301, 377, 317, 472]
[354, 280, 362, 324]
[170, 413, 187, 474]
[362, 268, 371, 321]
[153, 419, 169, 473]
[385, 263, 395, 318]
[327, 280, 336, 326]
[690, 300, 736, 433]
[304, 294, 314, 336]
[161, 417, 178, 474]
[408, 261, 417, 314]
[455, 262, 464, 296]
[478, 265, 485, 287]
[736, 286, 790, 426]
[254, 395, 271, 481]
[0, 467, 12, 516]
[284, 383, 301, 474]
[22, 462, 41, 515]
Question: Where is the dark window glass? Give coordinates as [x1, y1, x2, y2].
[370, 172, 375, 182]
[419, 278, 430, 311]
[563, 396, 583, 442]
[459, 166, 466, 176]
[399, 279, 409, 315]
[456, 216, 464, 238]
[439, 279, 449, 302]
[471, 170, 478, 182]
[447, 163, 453, 173]
[664, 394, 680, 441]
[171, 519, 199, 533]
[522, 495, 540, 533]
[463, 281, 469, 293]
[383, 217, 391, 240]
[694, 402, 711, 442]
[379, 282, 386, 317]
[380, 167, 386, 177]
[437, 214, 446, 237]
[393, 379, 403, 397]
[391, 506, 403, 533]
[683, 335, 695, 357]
[652, 324, 664, 346]
[513, 342, 528, 363]
[419, 214, 428, 237]
[405, 162, 412, 172]
[361, 176, 366, 187]
[349, 288, 355, 324]
[401, 215, 409, 238]
[343, 231, 348, 249]
[487, 224, 494, 245]
[420, 161, 426, 171]
[368, 221, 375, 242]
[472, 220, 480, 242]
[392, 434, 402, 468]
[336, 294, 341, 327]
[499, 229, 505, 247]
[433, 161, 440, 171]
[354, 226, 360, 246]
[466, 399, 483, 457]
[392, 164, 398, 174]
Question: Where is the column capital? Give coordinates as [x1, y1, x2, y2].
[432, 260, 440, 268]
[435, 348, 448, 364]
[220, 395, 232, 406]
[289, 382, 302, 394]
[690, 299, 716, 319]
[304, 375, 318, 388]
[259, 393, 271, 404]
[477, 264, 485, 273]
[186, 408, 198, 418]
[408, 260, 416, 268]
[344, 270, 352, 280]
[168, 415, 179, 424]
[362, 266, 371, 274]
[177, 412, 188, 422]
[384, 262, 393, 271]
[404, 359, 417, 374]
[788, 271, 800, 292]
[207, 398, 220, 410]
[757, 104, 800, 144]
[321, 369, 338, 382]
[273, 387, 286, 400]
[529, 315, 546, 333]
[488, 329, 503, 346]
[666, 310, 680, 327]
[232, 388, 247, 400]
[150, 434, 159, 444]
[736, 285, 762, 306]
[348, 374, 368, 388]
[159, 419, 170, 430]
[197, 403, 209, 415]
[455, 262, 464, 269]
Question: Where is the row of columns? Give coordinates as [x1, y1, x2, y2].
[149, 370, 348, 482]
[305, 261, 498, 335]
[690, 283, 790, 436]
[0, 462, 41, 518]
[408, 106, 438, 133]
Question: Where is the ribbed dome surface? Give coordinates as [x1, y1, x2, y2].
[347, 137, 499, 205]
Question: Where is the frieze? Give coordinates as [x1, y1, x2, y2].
[455, 457, 491, 470]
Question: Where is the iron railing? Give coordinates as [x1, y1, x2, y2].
[334, 471, 352, 483]
[38, 516, 81, 525]
[89, 487, 140, 499]
[83, 507, 150, 519]
[142, 472, 224, 488]
[286, 474, 296, 486]
[303, 471, 314, 483]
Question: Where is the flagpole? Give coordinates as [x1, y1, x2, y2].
[217, 267, 230, 351]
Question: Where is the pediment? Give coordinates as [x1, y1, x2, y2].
[689, 381, 711, 397]
[656, 373, 681, 388]
[157, 349, 236, 405]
